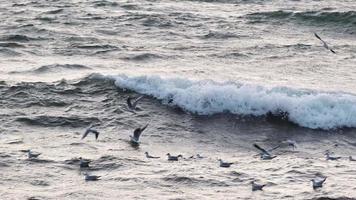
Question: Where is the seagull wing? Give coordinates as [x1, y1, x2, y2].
[133, 128, 142, 139]
[268, 145, 280, 152]
[127, 97, 133, 109]
[132, 95, 144, 108]
[330, 48, 336, 54]
[314, 33, 322, 41]
[82, 129, 90, 139]
[91, 129, 99, 140]
[253, 144, 270, 155]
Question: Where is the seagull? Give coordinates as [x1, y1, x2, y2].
[196, 154, 204, 159]
[253, 143, 278, 160]
[218, 159, 233, 168]
[314, 33, 336, 54]
[251, 181, 266, 191]
[82, 124, 99, 140]
[312, 177, 327, 189]
[282, 140, 298, 150]
[130, 124, 149, 145]
[79, 157, 91, 168]
[349, 156, 356, 161]
[145, 152, 160, 159]
[84, 174, 101, 181]
[28, 150, 41, 159]
[325, 152, 341, 161]
[127, 95, 144, 111]
[166, 153, 182, 161]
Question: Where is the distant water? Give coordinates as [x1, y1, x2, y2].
[1, 0, 356, 199]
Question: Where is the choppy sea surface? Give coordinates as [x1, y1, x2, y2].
[1, 0, 356, 199]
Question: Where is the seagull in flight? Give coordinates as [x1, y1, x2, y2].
[127, 95, 144, 111]
[314, 33, 336, 54]
[253, 143, 278, 160]
[218, 159, 234, 168]
[28, 150, 41, 159]
[251, 181, 266, 191]
[282, 139, 298, 150]
[311, 176, 327, 189]
[82, 124, 99, 140]
[145, 152, 160, 159]
[130, 124, 149, 145]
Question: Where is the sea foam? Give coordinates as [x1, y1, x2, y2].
[106, 74, 356, 130]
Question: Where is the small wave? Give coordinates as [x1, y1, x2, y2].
[0, 48, 22, 56]
[0, 34, 34, 42]
[121, 53, 164, 61]
[22, 64, 90, 74]
[201, 31, 242, 39]
[104, 74, 356, 130]
[0, 42, 25, 48]
[247, 10, 356, 28]
[16, 115, 100, 127]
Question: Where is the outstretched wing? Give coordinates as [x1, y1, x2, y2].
[330, 48, 336, 54]
[253, 144, 270, 155]
[314, 33, 322, 41]
[132, 95, 144, 108]
[133, 127, 142, 139]
[268, 145, 280, 152]
[82, 129, 90, 139]
[127, 97, 133, 109]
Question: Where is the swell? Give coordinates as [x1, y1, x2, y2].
[247, 10, 356, 28]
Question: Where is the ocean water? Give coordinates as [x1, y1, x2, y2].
[1, 0, 356, 199]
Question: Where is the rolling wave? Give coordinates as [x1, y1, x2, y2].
[103, 74, 356, 130]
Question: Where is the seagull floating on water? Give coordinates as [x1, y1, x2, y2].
[253, 143, 278, 160]
[166, 153, 182, 161]
[325, 152, 341, 161]
[127, 95, 144, 111]
[251, 181, 266, 191]
[28, 150, 41, 159]
[312, 177, 327, 189]
[130, 124, 149, 146]
[349, 156, 356, 161]
[314, 33, 336, 54]
[82, 124, 99, 140]
[79, 157, 91, 168]
[145, 152, 160, 159]
[218, 159, 233, 168]
[84, 173, 101, 181]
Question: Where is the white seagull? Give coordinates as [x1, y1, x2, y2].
[82, 124, 100, 140]
[218, 159, 234, 168]
[251, 181, 266, 191]
[130, 124, 149, 145]
[127, 95, 144, 111]
[311, 177, 327, 189]
[166, 153, 182, 161]
[253, 143, 278, 160]
[314, 33, 336, 54]
[325, 152, 341, 161]
[145, 152, 160, 159]
[28, 150, 41, 159]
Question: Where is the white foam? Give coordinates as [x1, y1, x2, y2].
[106, 74, 356, 130]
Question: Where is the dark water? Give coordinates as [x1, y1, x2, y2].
[1, 0, 356, 199]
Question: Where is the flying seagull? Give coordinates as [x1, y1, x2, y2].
[218, 159, 233, 168]
[314, 33, 336, 54]
[82, 124, 99, 140]
[251, 181, 266, 191]
[130, 124, 149, 145]
[127, 95, 144, 111]
[145, 152, 160, 159]
[79, 157, 91, 168]
[325, 152, 341, 161]
[28, 150, 41, 159]
[166, 153, 183, 161]
[311, 177, 327, 189]
[253, 143, 278, 160]
[84, 174, 101, 181]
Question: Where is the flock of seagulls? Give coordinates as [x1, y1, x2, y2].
[24, 94, 345, 191]
[23, 35, 338, 191]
